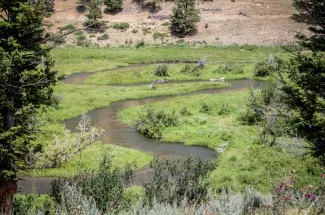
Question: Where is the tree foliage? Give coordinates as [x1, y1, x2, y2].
[104, 0, 123, 14]
[293, 0, 325, 51]
[0, 0, 62, 212]
[83, 0, 106, 33]
[279, 53, 325, 158]
[0, 0, 62, 180]
[170, 0, 200, 37]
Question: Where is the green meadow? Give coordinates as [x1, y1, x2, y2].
[24, 45, 321, 193]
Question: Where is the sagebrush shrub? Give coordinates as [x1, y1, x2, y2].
[180, 64, 201, 76]
[112, 22, 130, 31]
[153, 64, 170, 77]
[217, 63, 244, 74]
[144, 156, 216, 205]
[254, 54, 286, 77]
[50, 152, 136, 213]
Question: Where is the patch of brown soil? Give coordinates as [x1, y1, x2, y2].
[48, 0, 309, 46]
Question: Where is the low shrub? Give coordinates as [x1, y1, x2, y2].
[97, 33, 109, 40]
[218, 103, 230, 115]
[132, 108, 179, 138]
[200, 102, 212, 115]
[153, 32, 168, 40]
[161, 22, 171, 26]
[58, 24, 76, 32]
[135, 40, 145, 48]
[83, 20, 107, 33]
[254, 54, 286, 77]
[112, 22, 130, 31]
[144, 156, 216, 205]
[216, 63, 244, 74]
[132, 29, 139, 34]
[142, 27, 152, 34]
[74, 30, 84, 36]
[180, 64, 201, 76]
[76, 35, 90, 47]
[180, 107, 193, 116]
[13, 194, 56, 215]
[153, 64, 170, 77]
[50, 152, 136, 213]
[104, 0, 123, 14]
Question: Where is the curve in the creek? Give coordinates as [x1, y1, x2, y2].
[18, 65, 264, 194]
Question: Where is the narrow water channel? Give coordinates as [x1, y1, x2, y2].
[18, 65, 263, 194]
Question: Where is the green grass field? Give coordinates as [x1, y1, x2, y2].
[26, 45, 313, 191]
[83, 63, 254, 85]
[52, 46, 288, 76]
[25, 142, 152, 177]
[118, 90, 322, 192]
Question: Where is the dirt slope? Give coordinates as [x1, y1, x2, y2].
[49, 0, 309, 46]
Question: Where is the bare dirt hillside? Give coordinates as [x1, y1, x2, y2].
[49, 0, 309, 46]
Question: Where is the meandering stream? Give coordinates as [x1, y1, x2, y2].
[18, 64, 263, 194]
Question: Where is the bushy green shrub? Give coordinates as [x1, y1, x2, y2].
[200, 102, 212, 114]
[50, 152, 136, 213]
[153, 64, 170, 77]
[216, 63, 244, 74]
[76, 0, 90, 13]
[13, 194, 56, 215]
[180, 107, 193, 116]
[97, 33, 109, 40]
[104, 0, 123, 14]
[112, 22, 130, 31]
[142, 27, 152, 34]
[135, 40, 145, 48]
[144, 156, 216, 205]
[76, 35, 90, 47]
[238, 81, 281, 126]
[161, 22, 171, 26]
[153, 32, 168, 40]
[58, 24, 76, 32]
[254, 55, 286, 77]
[132, 108, 179, 138]
[170, 0, 200, 37]
[218, 103, 230, 115]
[83, 19, 107, 33]
[180, 64, 201, 76]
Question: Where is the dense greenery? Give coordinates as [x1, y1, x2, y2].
[132, 108, 179, 138]
[170, 0, 200, 37]
[119, 90, 323, 192]
[83, 0, 106, 32]
[144, 156, 216, 205]
[293, 0, 325, 51]
[0, 0, 62, 212]
[104, 0, 123, 14]
[51, 152, 136, 213]
[280, 53, 325, 158]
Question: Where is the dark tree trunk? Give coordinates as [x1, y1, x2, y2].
[0, 180, 17, 215]
[1, 94, 16, 214]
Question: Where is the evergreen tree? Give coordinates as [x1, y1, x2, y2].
[170, 0, 200, 37]
[280, 53, 325, 158]
[0, 0, 62, 213]
[293, 0, 325, 51]
[104, 0, 123, 14]
[83, 0, 106, 32]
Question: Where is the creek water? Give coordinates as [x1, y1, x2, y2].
[18, 65, 263, 194]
